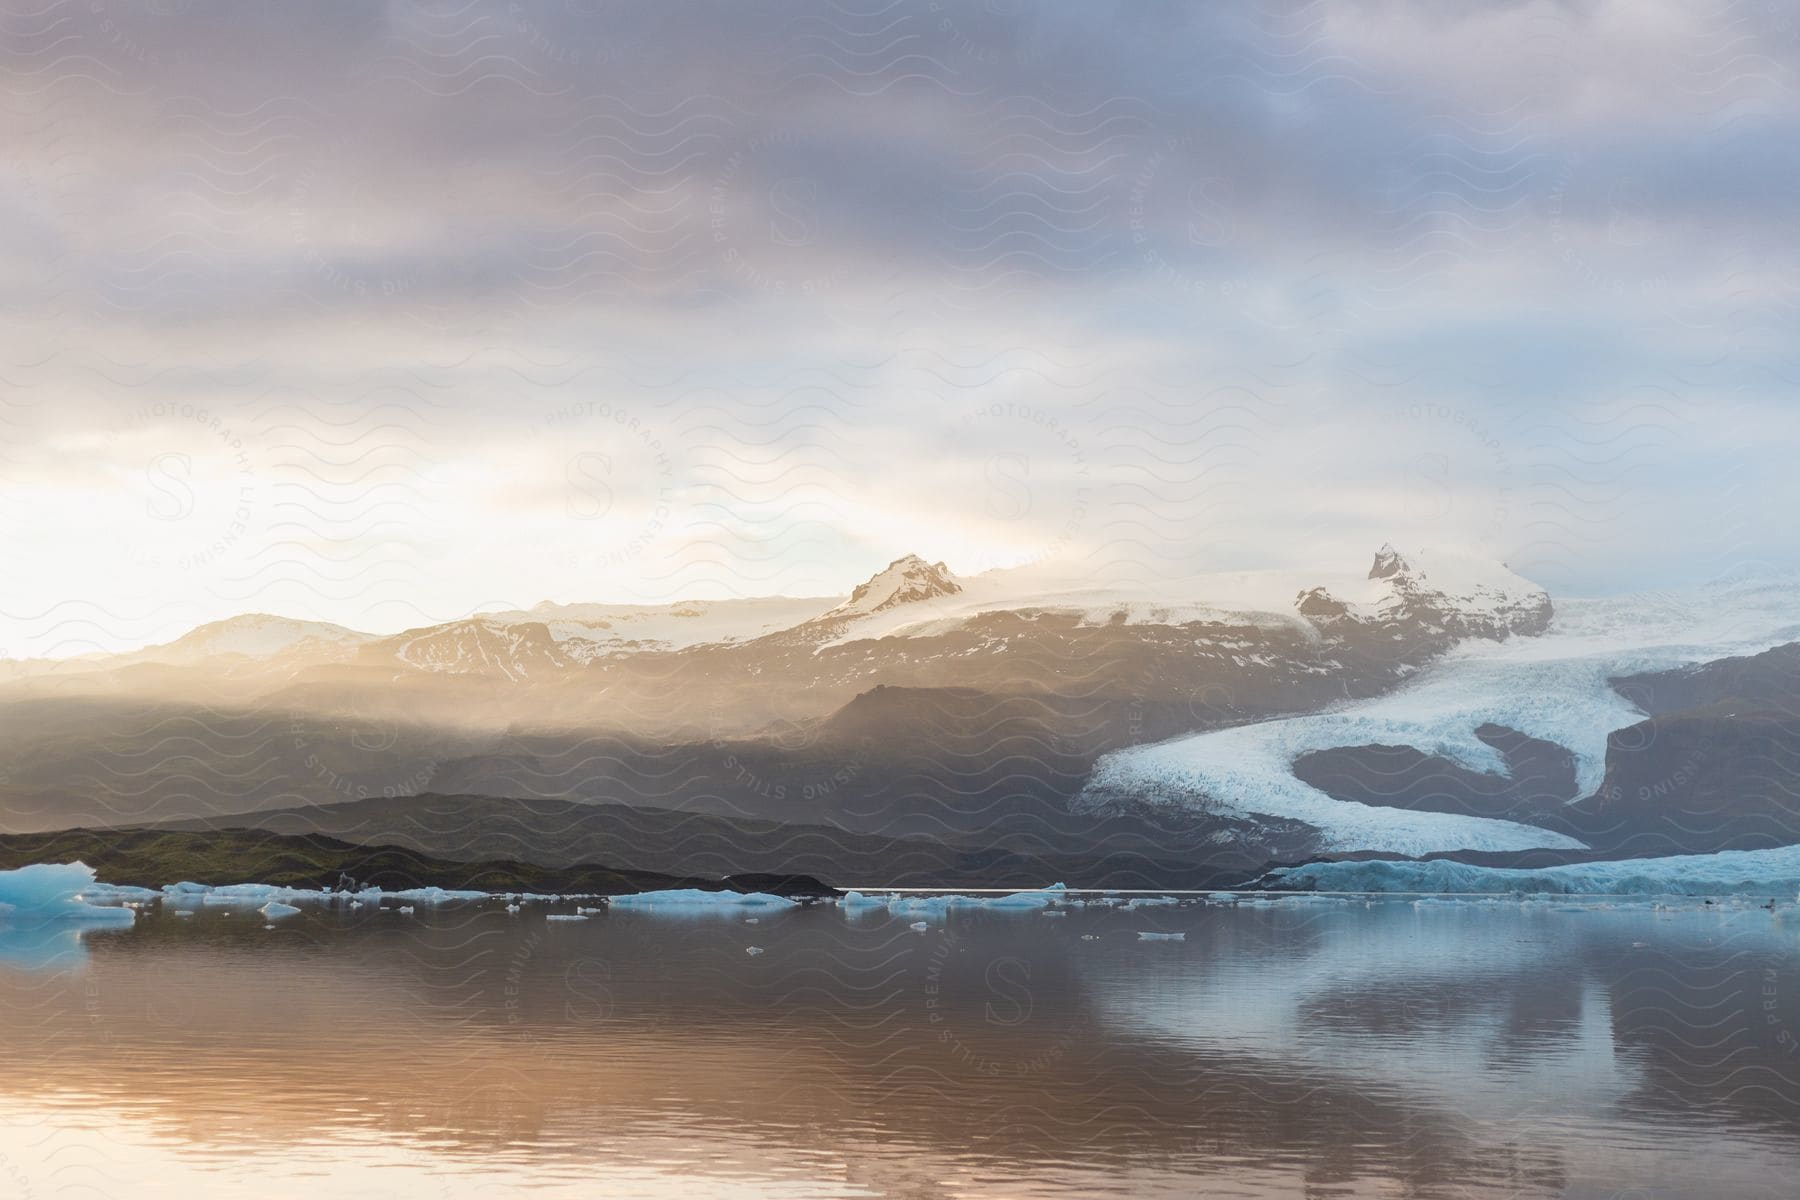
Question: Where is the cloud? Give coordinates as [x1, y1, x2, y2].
[0, 0, 1794, 653]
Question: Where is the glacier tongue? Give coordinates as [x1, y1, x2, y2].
[1080, 576, 1800, 856]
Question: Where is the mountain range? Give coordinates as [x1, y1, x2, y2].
[2, 546, 1794, 886]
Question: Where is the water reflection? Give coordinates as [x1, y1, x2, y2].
[1, 899, 1798, 1198]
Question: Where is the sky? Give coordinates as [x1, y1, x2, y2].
[1, 0, 1797, 657]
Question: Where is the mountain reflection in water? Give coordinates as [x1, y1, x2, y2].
[1, 898, 1797, 1199]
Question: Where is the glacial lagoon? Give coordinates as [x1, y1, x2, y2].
[3, 891, 1799, 1198]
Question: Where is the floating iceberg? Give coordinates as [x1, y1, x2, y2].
[545, 913, 588, 922]
[78, 882, 160, 904]
[965, 883, 1067, 910]
[386, 887, 488, 904]
[609, 888, 800, 911]
[887, 895, 953, 920]
[1137, 931, 1187, 942]
[259, 901, 300, 920]
[879, 885, 1071, 923]
[0, 863, 137, 927]
[1265, 844, 1800, 896]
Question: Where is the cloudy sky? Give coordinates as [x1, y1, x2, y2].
[1, 0, 1796, 656]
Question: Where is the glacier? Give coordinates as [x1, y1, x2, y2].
[1081, 576, 1800, 856]
[1266, 844, 1800, 896]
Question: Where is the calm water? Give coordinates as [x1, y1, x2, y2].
[3, 896, 1800, 1198]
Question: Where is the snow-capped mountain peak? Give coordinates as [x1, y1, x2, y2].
[1298, 545, 1552, 641]
[823, 554, 963, 620]
[1368, 543, 1408, 580]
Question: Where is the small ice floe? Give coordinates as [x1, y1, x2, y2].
[171, 910, 195, 918]
[78, 882, 160, 905]
[260, 901, 301, 920]
[744, 917, 759, 924]
[839, 890, 894, 911]
[610, 888, 800, 911]
[505, 904, 522, 914]
[888, 896, 952, 922]
[1080, 934, 1101, 941]
[745, 946, 764, 956]
[1123, 896, 1177, 910]
[885, 884, 1073, 921]
[965, 883, 1068, 911]
[387, 887, 487, 904]
[1041, 910, 1066, 918]
[545, 914, 588, 922]
[1136, 931, 1186, 942]
[576, 906, 605, 915]
[908, 920, 929, 933]
[203, 884, 288, 907]
[396, 906, 415, 915]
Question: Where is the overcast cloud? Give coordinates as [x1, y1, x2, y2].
[1, 0, 1796, 655]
